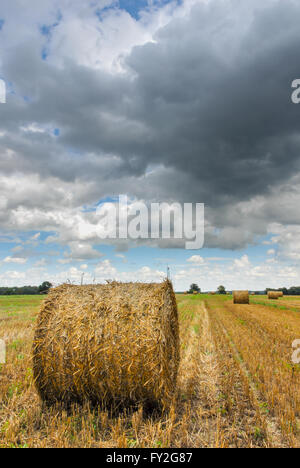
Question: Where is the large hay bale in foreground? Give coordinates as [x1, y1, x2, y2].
[268, 291, 281, 299]
[233, 290, 249, 304]
[33, 281, 179, 410]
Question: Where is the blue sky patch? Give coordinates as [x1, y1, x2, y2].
[95, 1, 178, 22]
[39, 10, 62, 60]
[40, 10, 62, 37]
[41, 47, 48, 61]
[119, 0, 149, 20]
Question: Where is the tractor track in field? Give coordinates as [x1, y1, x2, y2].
[185, 302, 276, 447]
[203, 301, 288, 448]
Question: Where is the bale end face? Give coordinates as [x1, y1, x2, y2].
[233, 290, 249, 304]
[33, 281, 179, 412]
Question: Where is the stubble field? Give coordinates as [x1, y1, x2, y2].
[0, 293, 299, 448]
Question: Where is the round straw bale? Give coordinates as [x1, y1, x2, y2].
[267, 291, 281, 299]
[233, 290, 249, 304]
[33, 281, 179, 411]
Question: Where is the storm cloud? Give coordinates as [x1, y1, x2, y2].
[1, 0, 300, 253]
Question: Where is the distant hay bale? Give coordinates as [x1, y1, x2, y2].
[251, 292, 255, 296]
[33, 281, 179, 411]
[193, 291, 198, 295]
[233, 290, 249, 304]
[268, 291, 281, 300]
[209, 292, 216, 295]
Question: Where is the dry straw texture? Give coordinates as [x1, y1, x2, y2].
[268, 291, 282, 299]
[233, 291, 249, 304]
[33, 281, 179, 411]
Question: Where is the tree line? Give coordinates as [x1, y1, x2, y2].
[189, 284, 300, 295]
[0, 282, 52, 295]
[188, 284, 226, 294]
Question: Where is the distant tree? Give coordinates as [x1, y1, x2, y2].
[0, 283, 54, 295]
[0, 285, 39, 295]
[217, 285, 226, 295]
[38, 281, 53, 294]
[188, 283, 200, 294]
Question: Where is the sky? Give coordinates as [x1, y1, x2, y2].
[1, 0, 300, 291]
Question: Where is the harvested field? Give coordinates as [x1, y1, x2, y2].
[0, 293, 299, 448]
[252, 295, 300, 312]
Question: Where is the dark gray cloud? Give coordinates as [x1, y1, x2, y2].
[1, 0, 300, 250]
[125, 0, 300, 204]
